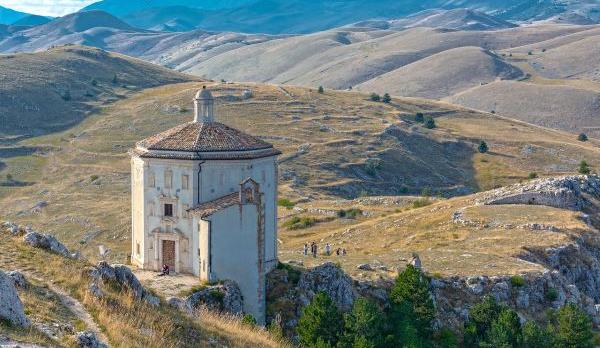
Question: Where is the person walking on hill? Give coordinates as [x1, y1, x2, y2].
[303, 243, 308, 256]
[325, 243, 331, 256]
[312, 243, 318, 258]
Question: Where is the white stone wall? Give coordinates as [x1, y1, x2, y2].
[206, 204, 265, 324]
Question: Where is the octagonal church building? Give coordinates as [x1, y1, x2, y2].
[130, 87, 280, 323]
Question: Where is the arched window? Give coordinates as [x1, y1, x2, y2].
[165, 170, 173, 189]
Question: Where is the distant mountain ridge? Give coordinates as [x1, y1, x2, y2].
[0, 5, 31, 25]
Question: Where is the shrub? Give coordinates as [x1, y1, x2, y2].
[424, 117, 436, 129]
[578, 133, 588, 142]
[478, 140, 489, 154]
[579, 160, 591, 175]
[340, 298, 385, 348]
[555, 303, 594, 348]
[484, 308, 523, 347]
[546, 288, 558, 302]
[510, 275, 526, 287]
[528, 172, 538, 179]
[382, 93, 391, 103]
[90, 175, 99, 182]
[297, 292, 343, 347]
[5, 174, 13, 182]
[277, 198, 295, 209]
[283, 216, 317, 229]
[415, 112, 424, 123]
[412, 199, 431, 209]
[528, 51, 533, 55]
[91, 78, 98, 86]
[241, 314, 257, 327]
[364, 158, 382, 176]
[318, 86, 324, 94]
[370, 93, 381, 102]
[522, 321, 555, 348]
[337, 208, 362, 219]
[390, 265, 435, 336]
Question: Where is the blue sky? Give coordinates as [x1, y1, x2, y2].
[0, 0, 97, 16]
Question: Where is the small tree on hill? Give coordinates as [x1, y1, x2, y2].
[112, 73, 118, 84]
[482, 308, 522, 348]
[578, 133, 588, 142]
[390, 265, 435, 337]
[297, 292, 343, 347]
[522, 321, 555, 348]
[478, 140, 489, 154]
[415, 113, 424, 123]
[464, 296, 502, 346]
[579, 160, 591, 175]
[370, 93, 381, 102]
[382, 93, 391, 103]
[318, 86, 324, 94]
[555, 303, 594, 348]
[424, 117, 436, 129]
[340, 298, 386, 348]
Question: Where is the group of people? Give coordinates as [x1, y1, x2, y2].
[304, 242, 347, 258]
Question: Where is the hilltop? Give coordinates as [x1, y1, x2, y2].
[0, 45, 194, 139]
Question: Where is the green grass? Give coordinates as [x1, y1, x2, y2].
[277, 198, 296, 209]
[283, 216, 318, 230]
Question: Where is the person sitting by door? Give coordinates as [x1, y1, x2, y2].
[158, 264, 170, 276]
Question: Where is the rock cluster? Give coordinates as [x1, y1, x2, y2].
[480, 175, 600, 211]
[0, 270, 29, 327]
[296, 262, 356, 312]
[23, 232, 74, 258]
[87, 261, 160, 307]
[76, 331, 107, 348]
[7, 271, 28, 289]
[180, 280, 243, 315]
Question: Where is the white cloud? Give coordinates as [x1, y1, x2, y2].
[0, 0, 98, 17]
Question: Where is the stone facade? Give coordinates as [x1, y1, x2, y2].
[130, 87, 280, 324]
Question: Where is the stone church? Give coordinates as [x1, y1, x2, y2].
[129, 87, 280, 323]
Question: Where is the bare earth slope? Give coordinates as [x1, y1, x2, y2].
[356, 46, 524, 99]
[448, 80, 600, 137]
[0, 45, 194, 139]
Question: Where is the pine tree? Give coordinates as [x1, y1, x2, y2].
[522, 321, 555, 348]
[382, 93, 391, 103]
[478, 140, 489, 154]
[390, 265, 435, 337]
[424, 117, 436, 129]
[318, 86, 324, 94]
[415, 113, 424, 123]
[579, 160, 591, 175]
[482, 308, 522, 348]
[340, 298, 385, 348]
[578, 133, 588, 142]
[297, 292, 343, 347]
[555, 304, 594, 348]
[464, 296, 502, 347]
[370, 93, 381, 102]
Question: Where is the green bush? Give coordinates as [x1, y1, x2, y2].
[555, 303, 594, 348]
[318, 86, 324, 94]
[510, 275, 526, 287]
[297, 292, 343, 347]
[241, 314, 257, 327]
[283, 216, 317, 229]
[90, 175, 99, 182]
[424, 117, 436, 129]
[464, 296, 502, 346]
[365, 158, 383, 176]
[277, 198, 295, 209]
[578, 133, 588, 142]
[337, 208, 362, 219]
[522, 321, 555, 348]
[370, 93, 381, 102]
[546, 288, 558, 302]
[415, 112, 424, 123]
[390, 265, 435, 337]
[412, 199, 432, 209]
[528, 172, 538, 179]
[382, 93, 391, 103]
[339, 298, 386, 348]
[579, 160, 591, 175]
[478, 140, 489, 154]
[483, 308, 523, 347]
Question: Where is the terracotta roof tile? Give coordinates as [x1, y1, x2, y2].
[188, 193, 240, 218]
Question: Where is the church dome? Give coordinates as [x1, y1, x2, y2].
[131, 87, 280, 160]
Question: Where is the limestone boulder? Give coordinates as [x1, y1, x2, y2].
[0, 271, 29, 327]
[88, 262, 159, 307]
[23, 232, 72, 258]
[7, 271, 27, 289]
[297, 262, 356, 311]
[185, 280, 243, 315]
[76, 331, 107, 348]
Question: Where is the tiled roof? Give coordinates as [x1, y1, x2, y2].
[137, 121, 276, 153]
[188, 193, 240, 218]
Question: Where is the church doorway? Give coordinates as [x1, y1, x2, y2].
[162, 240, 176, 271]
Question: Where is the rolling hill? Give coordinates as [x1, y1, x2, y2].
[0, 45, 194, 139]
[0, 5, 29, 25]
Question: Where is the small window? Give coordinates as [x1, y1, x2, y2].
[136, 242, 141, 256]
[165, 170, 172, 189]
[182, 175, 189, 190]
[164, 203, 173, 217]
[148, 173, 155, 188]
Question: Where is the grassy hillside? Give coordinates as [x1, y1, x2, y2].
[0, 81, 598, 265]
[0, 46, 195, 140]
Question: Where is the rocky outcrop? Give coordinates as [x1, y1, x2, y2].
[297, 262, 356, 312]
[87, 261, 159, 307]
[183, 280, 243, 315]
[23, 232, 73, 258]
[76, 331, 107, 348]
[7, 271, 27, 289]
[480, 175, 600, 211]
[0, 270, 29, 327]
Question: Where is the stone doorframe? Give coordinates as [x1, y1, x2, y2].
[151, 227, 187, 274]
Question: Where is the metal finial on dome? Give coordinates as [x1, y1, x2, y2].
[194, 86, 214, 123]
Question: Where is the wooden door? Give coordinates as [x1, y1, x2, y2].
[162, 240, 176, 272]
